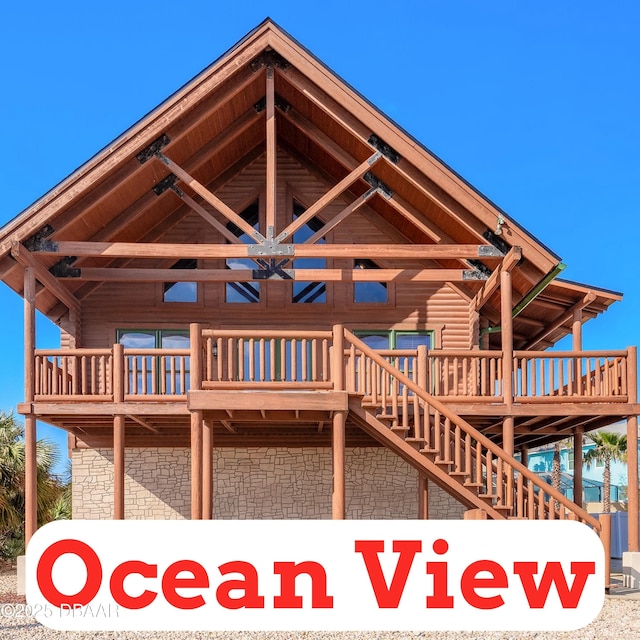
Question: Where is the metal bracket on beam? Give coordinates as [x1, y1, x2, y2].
[463, 269, 489, 281]
[363, 172, 393, 199]
[23, 225, 55, 252]
[483, 229, 511, 255]
[249, 50, 291, 72]
[50, 256, 80, 278]
[247, 242, 294, 257]
[467, 260, 493, 277]
[252, 258, 294, 280]
[368, 135, 401, 164]
[478, 245, 505, 257]
[254, 94, 291, 113]
[136, 134, 171, 164]
[152, 173, 178, 196]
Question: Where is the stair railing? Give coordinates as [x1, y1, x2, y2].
[342, 328, 600, 530]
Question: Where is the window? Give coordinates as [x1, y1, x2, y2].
[568, 450, 575, 471]
[355, 330, 432, 351]
[163, 259, 197, 302]
[292, 201, 326, 303]
[226, 201, 260, 303]
[354, 259, 387, 303]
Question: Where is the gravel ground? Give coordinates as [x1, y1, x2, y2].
[2, 574, 640, 640]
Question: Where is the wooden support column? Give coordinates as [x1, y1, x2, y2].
[418, 474, 429, 519]
[202, 419, 213, 520]
[190, 324, 203, 520]
[520, 446, 529, 469]
[113, 415, 125, 519]
[500, 270, 514, 457]
[112, 343, 125, 519]
[332, 324, 345, 520]
[24, 266, 37, 547]
[573, 426, 584, 508]
[265, 66, 276, 235]
[628, 346, 639, 552]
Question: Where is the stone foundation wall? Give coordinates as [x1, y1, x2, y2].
[72, 447, 465, 520]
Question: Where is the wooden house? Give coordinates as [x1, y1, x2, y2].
[1, 20, 638, 556]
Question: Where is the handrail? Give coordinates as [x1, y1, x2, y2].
[343, 328, 601, 530]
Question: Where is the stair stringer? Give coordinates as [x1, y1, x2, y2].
[348, 398, 506, 520]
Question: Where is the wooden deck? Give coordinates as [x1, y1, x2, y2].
[19, 326, 639, 451]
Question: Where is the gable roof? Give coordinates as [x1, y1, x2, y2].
[0, 19, 621, 348]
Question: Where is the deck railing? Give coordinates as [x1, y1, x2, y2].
[32, 331, 633, 404]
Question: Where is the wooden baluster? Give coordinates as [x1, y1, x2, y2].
[216, 338, 223, 382]
[516, 473, 524, 518]
[465, 433, 472, 478]
[454, 425, 461, 473]
[486, 450, 493, 497]
[312, 339, 319, 383]
[476, 441, 482, 486]
[497, 458, 503, 504]
[528, 482, 535, 519]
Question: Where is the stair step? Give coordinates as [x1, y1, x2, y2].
[376, 414, 397, 421]
[435, 460, 454, 467]
[464, 481, 484, 488]
[494, 505, 514, 513]
[391, 426, 410, 433]
[449, 471, 469, 477]
[420, 447, 440, 454]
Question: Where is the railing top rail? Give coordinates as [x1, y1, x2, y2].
[514, 350, 629, 358]
[35, 348, 113, 356]
[123, 348, 190, 356]
[201, 329, 333, 339]
[343, 327, 601, 531]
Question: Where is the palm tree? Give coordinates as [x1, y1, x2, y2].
[583, 431, 627, 513]
[0, 412, 68, 557]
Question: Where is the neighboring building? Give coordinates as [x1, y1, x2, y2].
[0, 21, 638, 552]
[528, 425, 631, 510]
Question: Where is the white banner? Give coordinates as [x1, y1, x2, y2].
[26, 519, 604, 631]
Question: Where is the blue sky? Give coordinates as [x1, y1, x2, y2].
[0, 1, 638, 473]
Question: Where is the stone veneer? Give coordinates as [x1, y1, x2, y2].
[72, 447, 465, 520]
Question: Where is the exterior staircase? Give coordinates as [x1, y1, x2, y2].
[342, 329, 601, 530]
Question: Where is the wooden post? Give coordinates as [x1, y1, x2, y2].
[520, 446, 529, 469]
[203, 419, 213, 520]
[190, 324, 203, 520]
[500, 270, 514, 457]
[572, 307, 583, 395]
[600, 513, 612, 590]
[113, 415, 125, 519]
[265, 66, 276, 235]
[627, 346, 639, 552]
[573, 426, 584, 509]
[464, 509, 488, 520]
[24, 267, 37, 547]
[418, 474, 429, 519]
[112, 342, 125, 520]
[332, 324, 345, 519]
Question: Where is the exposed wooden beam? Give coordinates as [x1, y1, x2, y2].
[67, 267, 489, 283]
[11, 242, 80, 314]
[265, 67, 276, 234]
[35, 240, 506, 260]
[305, 188, 376, 244]
[523, 292, 597, 350]
[220, 420, 236, 433]
[276, 152, 381, 242]
[172, 190, 244, 245]
[473, 246, 523, 311]
[126, 414, 159, 433]
[155, 153, 265, 242]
